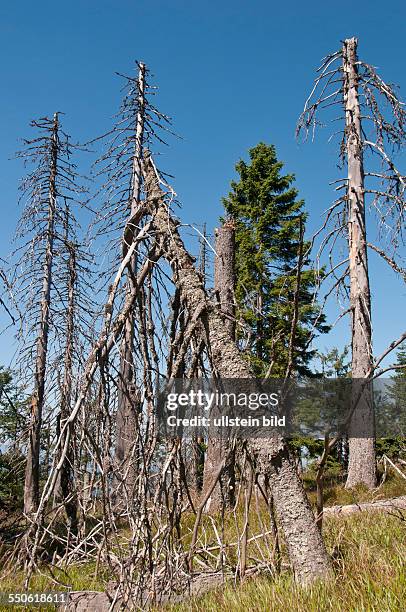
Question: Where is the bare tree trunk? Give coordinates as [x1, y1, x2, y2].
[55, 232, 78, 531]
[190, 226, 207, 493]
[24, 113, 58, 515]
[203, 223, 236, 510]
[342, 38, 376, 489]
[116, 63, 146, 498]
[214, 222, 236, 340]
[144, 156, 332, 585]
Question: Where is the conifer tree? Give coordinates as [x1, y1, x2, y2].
[222, 142, 328, 376]
[0, 368, 27, 510]
[0, 367, 27, 453]
[390, 347, 406, 437]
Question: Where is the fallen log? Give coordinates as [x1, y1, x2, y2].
[323, 495, 406, 517]
[59, 572, 228, 611]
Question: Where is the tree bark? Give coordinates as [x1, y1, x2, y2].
[144, 155, 332, 585]
[203, 223, 236, 510]
[24, 113, 58, 515]
[213, 223, 236, 340]
[342, 38, 376, 489]
[116, 63, 146, 499]
[54, 234, 78, 532]
[190, 227, 207, 493]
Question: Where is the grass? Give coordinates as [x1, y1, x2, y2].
[166, 512, 406, 612]
[304, 468, 406, 507]
[0, 470, 405, 610]
[0, 563, 106, 611]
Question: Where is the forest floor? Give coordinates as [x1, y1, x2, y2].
[166, 510, 405, 612]
[0, 471, 405, 611]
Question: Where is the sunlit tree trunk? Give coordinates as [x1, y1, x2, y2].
[203, 223, 236, 510]
[342, 38, 376, 489]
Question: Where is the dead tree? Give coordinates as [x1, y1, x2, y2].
[203, 222, 236, 510]
[214, 222, 236, 340]
[21, 151, 332, 590]
[0, 265, 15, 324]
[53, 206, 93, 531]
[298, 36, 405, 488]
[19, 114, 59, 515]
[189, 225, 207, 493]
[116, 62, 146, 498]
[342, 39, 375, 488]
[91, 62, 173, 506]
[142, 154, 332, 585]
[55, 222, 77, 530]
[10, 64, 336, 594]
[12, 113, 88, 514]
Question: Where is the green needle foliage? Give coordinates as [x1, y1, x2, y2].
[222, 142, 329, 376]
[0, 367, 28, 510]
[376, 346, 406, 460]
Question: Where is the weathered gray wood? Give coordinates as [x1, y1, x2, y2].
[203, 223, 236, 511]
[59, 591, 119, 612]
[54, 229, 78, 531]
[24, 114, 59, 515]
[116, 63, 146, 499]
[323, 495, 406, 516]
[342, 38, 376, 489]
[59, 573, 227, 610]
[214, 223, 236, 339]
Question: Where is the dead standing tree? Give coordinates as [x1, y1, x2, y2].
[342, 38, 375, 488]
[203, 221, 237, 510]
[189, 225, 207, 493]
[298, 37, 406, 488]
[91, 62, 174, 502]
[53, 205, 94, 531]
[55, 228, 77, 528]
[117, 62, 146, 497]
[13, 114, 60, 515]
[25, 114, 58, 515]
[12, 113, 88, 514]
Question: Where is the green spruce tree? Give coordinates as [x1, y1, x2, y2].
[0, 368, 28, 510]
[222, 142, 328, 376]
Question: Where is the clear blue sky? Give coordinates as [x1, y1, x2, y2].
[0, 0, 405, 368]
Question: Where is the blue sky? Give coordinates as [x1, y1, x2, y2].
[0, 0, 405, 368]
